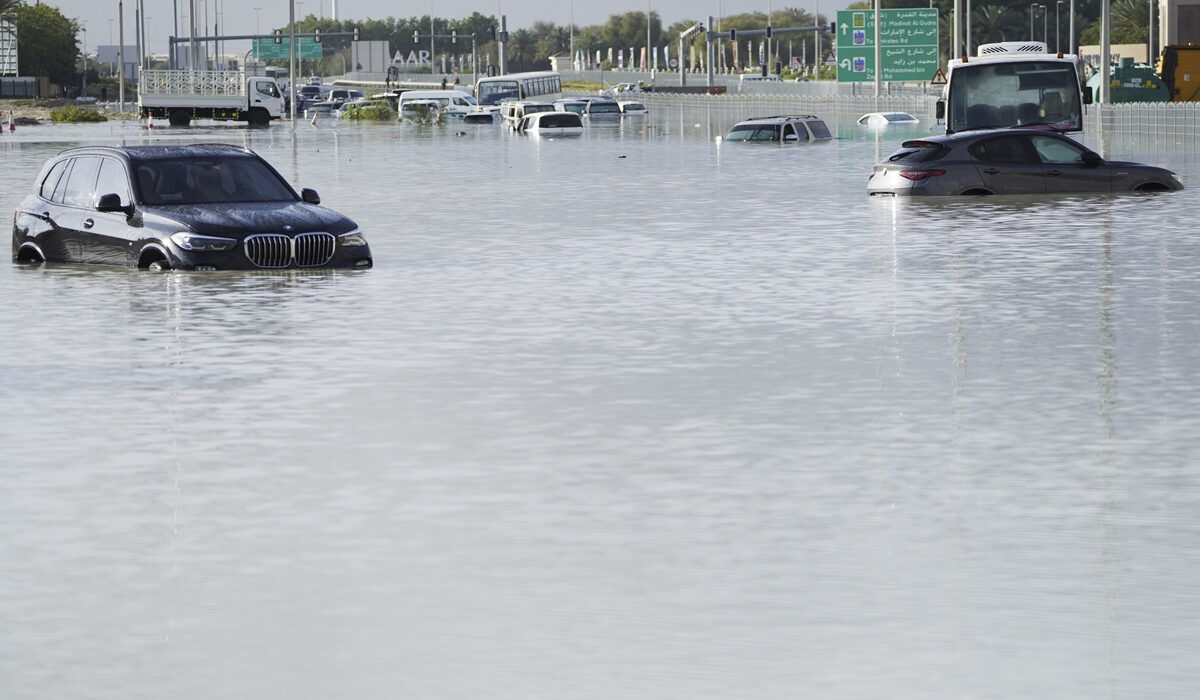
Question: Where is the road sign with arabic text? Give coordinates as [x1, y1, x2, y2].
[835, 8, 938, 83]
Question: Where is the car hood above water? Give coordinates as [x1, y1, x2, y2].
[141, 201, 357, 237]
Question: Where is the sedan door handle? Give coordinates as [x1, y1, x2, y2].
[983, 167, 1000, 174]
[1046, 169, 1064, 177]
[83, 218, 95, 229]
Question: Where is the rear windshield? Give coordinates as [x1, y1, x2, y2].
[888, 141, 949, 163]
[538, 113, 581, 128]
[135, 156, 297, 205]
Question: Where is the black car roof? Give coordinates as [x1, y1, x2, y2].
[906, 127, 1078, 146]
[56, 143, 257, 162]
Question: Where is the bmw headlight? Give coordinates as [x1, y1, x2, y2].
[338, 229, 368, 247]
[171, 232, 237, 251]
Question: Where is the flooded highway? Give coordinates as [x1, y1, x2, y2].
[2, 108, 1199, 699]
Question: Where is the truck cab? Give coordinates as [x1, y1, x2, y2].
[938, 42, 1092, 134]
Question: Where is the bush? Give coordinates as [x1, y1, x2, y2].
[48, 106, 108, 123]
[400, 103, 444, 126]
[341, 102, 395, 121]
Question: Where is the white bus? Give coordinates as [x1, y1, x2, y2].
[474, 71, 563, 107]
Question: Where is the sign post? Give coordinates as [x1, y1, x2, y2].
[835, 8, 938, 84]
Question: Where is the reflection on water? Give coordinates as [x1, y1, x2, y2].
[1, 109, 1199, 700]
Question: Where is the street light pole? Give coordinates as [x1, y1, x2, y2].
[1056, 0, 1062, 52]
[1042, 4, 1048, 45]
[1030, 3, 1035, 41]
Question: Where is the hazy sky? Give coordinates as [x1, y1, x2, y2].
[63, 0, 845, 54]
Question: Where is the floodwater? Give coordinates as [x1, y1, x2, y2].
[2, 108, 1199, 700]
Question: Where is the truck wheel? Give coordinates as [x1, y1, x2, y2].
[168, 109, 191, 127]
[248, 108, 270, 127]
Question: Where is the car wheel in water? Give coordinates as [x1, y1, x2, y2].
[147, 259, 172, 272]
[168, 109, 191, 127]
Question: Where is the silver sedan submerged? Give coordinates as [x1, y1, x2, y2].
[867, 128, 1184, 196]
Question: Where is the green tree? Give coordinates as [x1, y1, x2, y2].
[1, 0, 24, 15]
[11, 3, 79, 85]
[1079, 0, 1149, 45]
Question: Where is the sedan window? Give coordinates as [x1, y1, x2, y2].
[1030, 135, 1088, 164]
[969, 135, 1037, 164]
[63, 156, 102, 208]
[40, 159, 69, 200]
[95, 158, 132, 207]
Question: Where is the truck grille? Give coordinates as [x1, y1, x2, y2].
[244, 233, 336, 268]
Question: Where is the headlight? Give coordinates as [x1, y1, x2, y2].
[171, 232, 237, 251]
[338, 229, 368, 247]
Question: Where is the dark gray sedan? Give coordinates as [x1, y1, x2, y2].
[867, 128, 1184, 196]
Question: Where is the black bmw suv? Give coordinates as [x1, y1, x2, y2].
[12, 144, 372, 271]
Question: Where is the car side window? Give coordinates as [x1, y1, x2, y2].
[1030, 135, 1087, 164]
[63, 156, 102, 208]
[95, 157, 132, 207]
[40, 159, 70, 200]
[969, 135, 1036, 164]
[51, 159, 74, 203]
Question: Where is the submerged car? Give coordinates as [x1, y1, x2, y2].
[867, 128, 1184, 196]
[12, 144, 372, 270]
[619, 101, 648, 115]
[514, 110, 584, 136]
[723, 115, 833, 143]
[857, 111, 919, 127]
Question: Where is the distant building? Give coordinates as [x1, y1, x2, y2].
[1161, 0, 1200, 46]
[548, 53, 572, 73]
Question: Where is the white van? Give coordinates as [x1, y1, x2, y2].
[515, 110, 584, 135]
[396, 90, 478, 119]
[499, 101, 556, 127]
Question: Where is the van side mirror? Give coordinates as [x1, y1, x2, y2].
[935, 100, 945, 120]
[301, 188, 321, 204]
[1082, 86, 1093, 105]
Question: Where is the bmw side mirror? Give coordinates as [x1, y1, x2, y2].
[935, 100, 945, 120]
[301, 188, 321, 204]
[96, 192, 133, 215]
[1082, 151, 1102, 167]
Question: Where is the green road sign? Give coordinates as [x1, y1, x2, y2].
[835, 8, 938, 83]
[252, 37, 322, 60]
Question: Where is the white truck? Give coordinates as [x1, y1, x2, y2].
[936, 42, 1092, 134]
[138, 69, 284, 127]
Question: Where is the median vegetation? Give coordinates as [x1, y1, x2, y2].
[48, 106, 109, 123]
[340, 102, 395, 121]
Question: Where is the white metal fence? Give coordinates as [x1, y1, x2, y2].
[624, 90, 1200, 143]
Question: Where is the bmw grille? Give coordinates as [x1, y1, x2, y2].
[244, 232, 336, 268]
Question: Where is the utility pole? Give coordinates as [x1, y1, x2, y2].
[118, 0, 125, 111]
